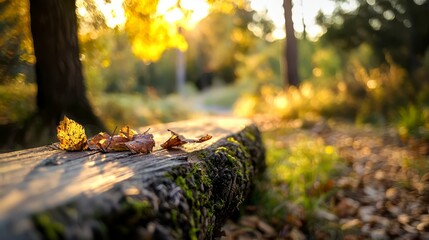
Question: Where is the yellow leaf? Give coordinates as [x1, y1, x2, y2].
[119, 126, 138, 140]
[56, 116, 88, 151]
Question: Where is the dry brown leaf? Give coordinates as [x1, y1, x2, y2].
[195, 134, 212, 143]
[160, 129, 212, 149]
[89, 127, 153, 154]
[88, 126, 139, 152]
[56, 116, 88, 151]
[106, 135, 129, 152]
[125, 133, 155, 154]
[88, 132, 110, 150]
[88, 132, 115, 152]
[160, 130, 187, 149]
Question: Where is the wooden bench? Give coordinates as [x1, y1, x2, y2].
[0, 117, 265, 239]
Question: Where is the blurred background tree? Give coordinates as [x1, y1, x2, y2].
[314, 0, 429, 123]
[283, 0, 300, 87]
[317, 0, 429, 81]
[29, 0, 104, 133]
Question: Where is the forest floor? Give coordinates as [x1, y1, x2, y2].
[221, 118, 429, 240]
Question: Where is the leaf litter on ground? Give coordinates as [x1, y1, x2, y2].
[221, 119, 429, 240]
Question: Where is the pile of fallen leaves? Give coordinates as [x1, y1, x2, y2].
[56, 116, 211, 154]
[222, 120, 429, 240]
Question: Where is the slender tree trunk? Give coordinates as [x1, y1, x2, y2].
[176, 49, 186, 96]
[176, 27, 186, 96]
[29, 0, 103, 131]
[300, 0, 307, 40]
[283, 0, 300, 87]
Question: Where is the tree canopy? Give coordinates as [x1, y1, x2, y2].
[123, 0, 247, 62]
[317, 0, 429, 73]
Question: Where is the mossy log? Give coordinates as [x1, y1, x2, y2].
[0, 117, 265, 239]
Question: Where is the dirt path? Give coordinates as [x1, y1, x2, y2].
[222, 120, 429, 240]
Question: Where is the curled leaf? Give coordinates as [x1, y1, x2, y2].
[56, 116, 88, 151]
[160, 130, 186, 149]
[195, 134, 212, 143]
[161, 129, 212, 149]
[88, 126, 150, 153]
[88, 132, 110, 150]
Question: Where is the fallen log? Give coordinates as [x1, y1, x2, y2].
[0, 117, 265, 239]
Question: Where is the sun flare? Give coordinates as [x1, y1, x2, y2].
[77, 0, 342, 40]
[77, 0, 210, 30]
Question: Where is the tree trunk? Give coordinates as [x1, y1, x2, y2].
[283, 0, 300, 88]
[176, 49, 186, 96]
[29, 0, 103, 131]
[300, 0, 307, 40]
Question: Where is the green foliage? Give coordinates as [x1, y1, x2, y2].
[313, 0, 429, 128]
[298, 39, 315, 81]
[80, 7, 272, 96]
[318, 0, 429, 74]
[234, 82, 353, 121]
[93, 93, 190, 130]
[185, 9, 273, 86]
[0, 81, 36, 125]
[201, 84, 244, 108]
[81, 30, 179, 95]
[235, 40, 283, 88]
[396, 105, 429, 141]
[32, 213, 64, 240]
[0, 0, 34, 84]
[311, 44, 343, 81]
[268, 136, 340, 210]
[234, 36, 429, 129]
[250, 130, 343, 231]
[232, 38, 356, 121]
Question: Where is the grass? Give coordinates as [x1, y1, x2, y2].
[201, 84, 245, 108]
[396, 104, 429, 141]
[248, 127, 344, 236]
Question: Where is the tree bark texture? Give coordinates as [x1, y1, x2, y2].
[283, 0, 300, 88]
[0, 117, 265, 240]
[29, 0, 102, 129]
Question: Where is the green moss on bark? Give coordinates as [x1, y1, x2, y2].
[32, 213, 64, 240]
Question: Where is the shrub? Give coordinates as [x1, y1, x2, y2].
[0, 81, 36, 125]
[233, 82, 353, 121]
